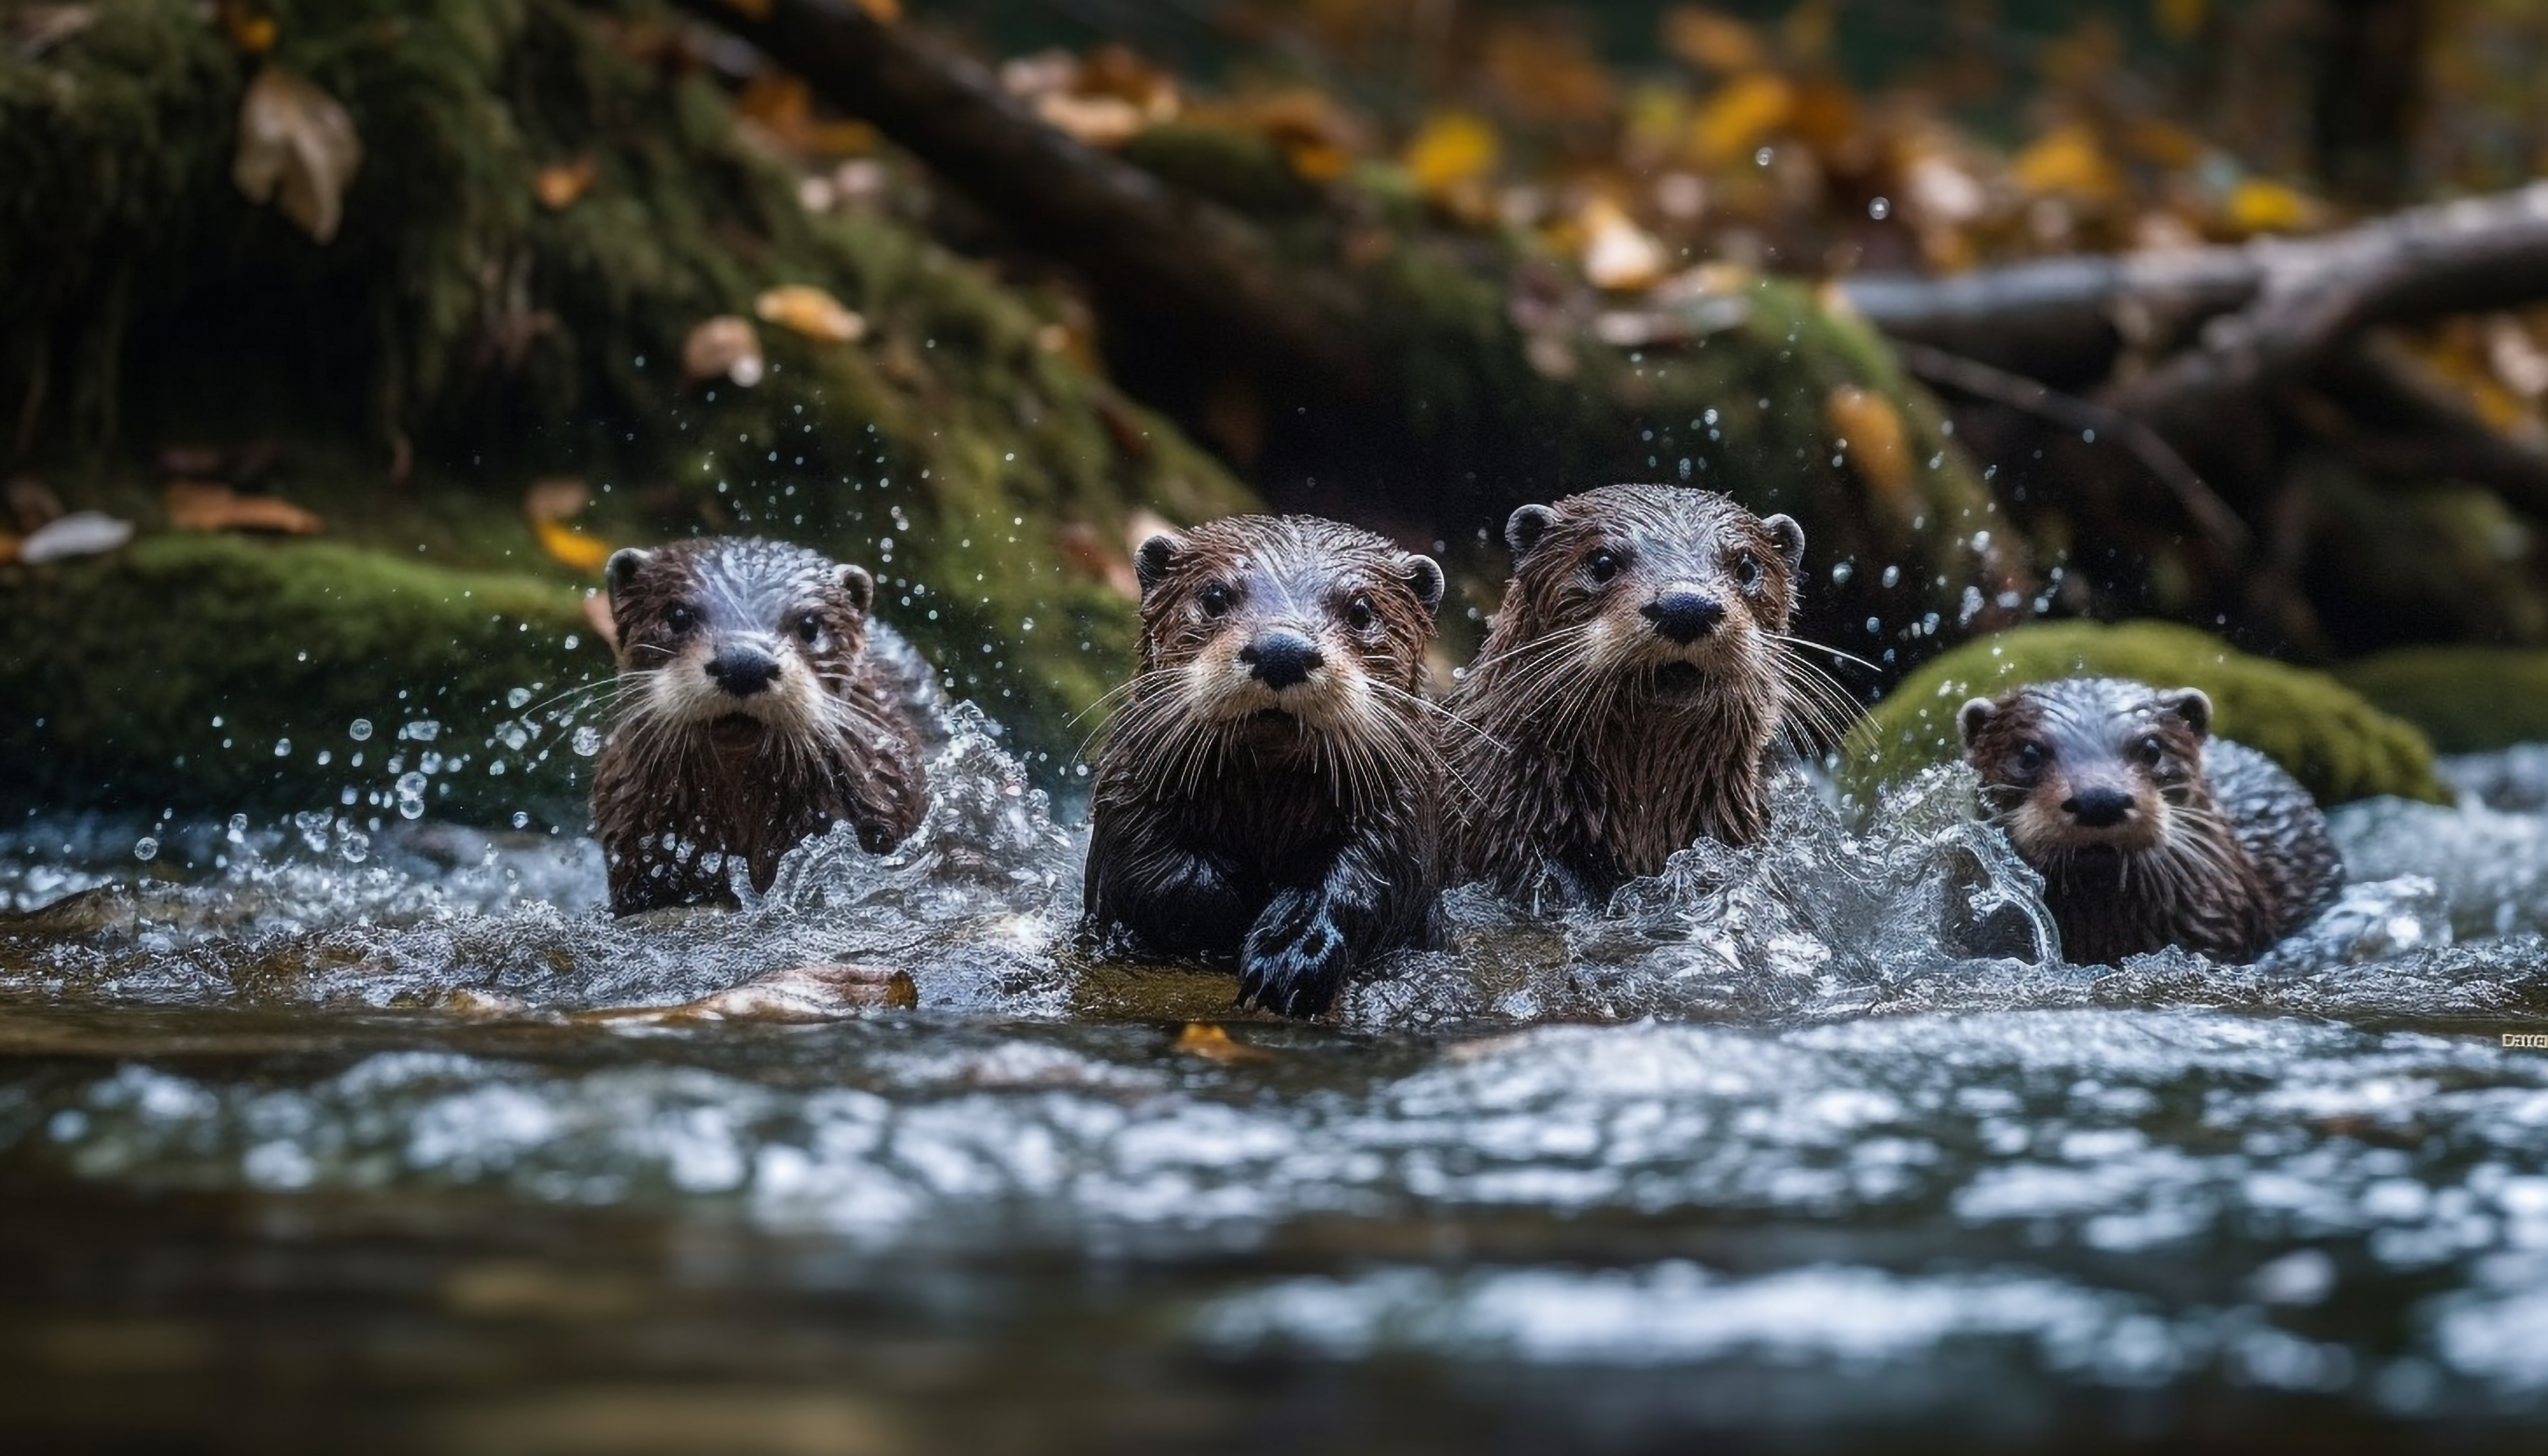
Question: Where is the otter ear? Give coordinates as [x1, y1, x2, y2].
[1763, 513, 1806, 573]
[1134, 532, 1182, 598]
[833, 561, 875, 615]
[604, 547, 653, 603]
[2160, 687, 2213, 739]
[1957, 696, 1998, 748]
[1504, 504, 1558, 560]
[1400, 554, 1446, 617]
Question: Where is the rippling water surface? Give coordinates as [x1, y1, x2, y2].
[5, 707, 2547, 1452]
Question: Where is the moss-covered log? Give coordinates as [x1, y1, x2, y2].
[1839, 619, 2448, 809]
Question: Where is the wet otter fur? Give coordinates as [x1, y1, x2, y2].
[1958, 676, 2343, 964]
[1083, 514, 1448, 1017]
[1447, 483, 1834, 907]
[592, 538, 926, 915]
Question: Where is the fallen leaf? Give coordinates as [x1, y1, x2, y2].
[582, 963, 917, 1024]
[2010, 122, 2122, 203]
[233, 67, 362, 243]
[682, 315, 764, 386]
[1174, 1022, 1274, 1063]
[533, 155, 596, 210]
[1824, 386, 1913, 502]
[2221, 176, 2317, 236]
[1688, 71, 1792, 166]
[1579, 195, 1669, 291]
[753, 283, 867, 344]
[1404, 110, 1498, 197]
[533, 515, 613, 575]
[18, 510, 135, 563]
[163, 480, 323, 535]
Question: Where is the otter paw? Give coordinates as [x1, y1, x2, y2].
[1239, 893, 1350, 1018]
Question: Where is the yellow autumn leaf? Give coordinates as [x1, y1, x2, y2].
[755, 284, 867, 344]
[2010, 123, 2122, 202]
[2222, 177, 2316, 236]
[1404, 110, 1498, 196]
[1824, 385, 1912, 503]
[532, 514, 613, 575]
[1689, 71, 1792, 167]
[1661, 8, 1766, 73]
[1174, 1023, 1274, 1064]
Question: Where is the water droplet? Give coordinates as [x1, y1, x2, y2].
[572, 726, 604, 757]
[511, 811, 530, 829]
[1867, 196, 1891, 220]
[507, 687, 533, 709]
[273, 738, 292, 758]
[133, 836, 159, 862]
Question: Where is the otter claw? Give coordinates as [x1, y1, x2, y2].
[1239, 895, 1349, 1017]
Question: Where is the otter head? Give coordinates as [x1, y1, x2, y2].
[1494, 483, 1805, 709]
[1131, 515, 1443, 749]
[1958, 678, 2213, 860]
[604, 538, 878, 742]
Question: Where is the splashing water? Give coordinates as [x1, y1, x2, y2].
[3, 720, 2546, 1448]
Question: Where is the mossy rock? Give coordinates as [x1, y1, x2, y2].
[1838, 619, 2448, 808]
[2338, 647, 2548, 754]
[1, 533, 599, 829]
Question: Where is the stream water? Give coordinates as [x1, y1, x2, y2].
[4, 700, 2547, 1452]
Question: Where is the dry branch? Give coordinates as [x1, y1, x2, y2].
[1844, 184, 2548, 417]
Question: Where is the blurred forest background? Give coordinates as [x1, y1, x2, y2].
[5, 0, 2547, 820]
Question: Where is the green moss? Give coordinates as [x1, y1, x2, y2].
[1839, 619, 2448, 808]
[1352, 244, 2018, 665]
[2338, 646, 2548, 753]
[0, 534, 600, 827]
[3, 0, 1260, 794]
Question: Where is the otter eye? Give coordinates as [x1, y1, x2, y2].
[794, 612, 824, 645]
[2011, 741, 2045, 778]
[1198, 581, 1234, 617]
[1346, 594, 1378, 632]
[2136, 735, 2165, 768]
[665, 603, 698, 634]
[1586, 550, 1622, 585]
[1733, 552, 1761, 589]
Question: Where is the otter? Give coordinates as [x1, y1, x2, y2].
[1083, 514, 1448, 1017]
[591, 538, 926, 915]
[1958, 676, 2343, 964]
[1447, 483, 1815, 907]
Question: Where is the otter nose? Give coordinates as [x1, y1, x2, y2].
[1239, 629, 1324, 690]
[1641, 591, 1725, 645]
[2064, 787, 2133, 828]
[706, 646, 781, 696]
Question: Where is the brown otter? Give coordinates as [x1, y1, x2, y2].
[1958, 676, 2343, 964]
[591, 538, 926, 915]
[1447, 483, 1824, 907]
[1083, 514, 1447, 1017]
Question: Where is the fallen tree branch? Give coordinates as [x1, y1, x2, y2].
[1840, 183, 2548, 393]
[667, 0, 1370, 390]
[1892, 340, 2251, 552]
